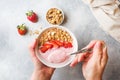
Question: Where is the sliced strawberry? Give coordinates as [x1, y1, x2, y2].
[63, 42, 68, 48]
[54, 40, 63, 47]
[43, 43, 53, 49]
[63, 42, 73, 48]
[40, 43, 53, 53]
[67, 42, 73, 48]
[49, 40, 59, 48]
[40, 46, 48, 53]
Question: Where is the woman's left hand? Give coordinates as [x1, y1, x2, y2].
[29, 40, 55, 80]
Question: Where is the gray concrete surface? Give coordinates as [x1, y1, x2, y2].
[0, 0, 120, 80]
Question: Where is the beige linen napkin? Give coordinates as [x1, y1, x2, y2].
[82, 0, 120, 42]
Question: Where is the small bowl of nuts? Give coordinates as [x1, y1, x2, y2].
[46, 8, 64, 25]
[35, 26, 78, 68]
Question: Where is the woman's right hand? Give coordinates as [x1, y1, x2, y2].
[70, 40, 108, 80]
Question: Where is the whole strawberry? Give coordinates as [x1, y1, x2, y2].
[17, 24, 27, 35]
[26, 10, 38, 23]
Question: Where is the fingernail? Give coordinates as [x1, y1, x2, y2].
[95, 42, 102, 48]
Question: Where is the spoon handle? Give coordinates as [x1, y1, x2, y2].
[70, 48, 92, 55]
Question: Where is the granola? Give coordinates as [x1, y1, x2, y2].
[38, 27, 73, 46]
[46, 8, 64, 25]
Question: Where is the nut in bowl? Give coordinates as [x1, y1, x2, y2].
[46, 8, 64, 25]
[35, 26, 78, 68]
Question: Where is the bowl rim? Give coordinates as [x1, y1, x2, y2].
[35, 26, 78, 68]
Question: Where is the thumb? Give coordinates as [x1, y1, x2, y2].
[29, 39, 40, 65]
[92, 41, 103, 61]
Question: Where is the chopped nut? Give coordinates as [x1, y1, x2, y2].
[38, 27, 73, 46]
[46, 8, 64, 25]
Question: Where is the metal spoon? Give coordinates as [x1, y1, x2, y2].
[70, 48, 92, 55]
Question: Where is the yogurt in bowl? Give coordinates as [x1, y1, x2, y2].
[35, 26, 78, 68]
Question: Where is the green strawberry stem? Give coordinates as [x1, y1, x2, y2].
[26, 10, 33, 16]
[17, 24, 26, 30]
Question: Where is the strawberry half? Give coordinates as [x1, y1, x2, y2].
[40, 46, 48, 53]
[40, 43, 53, 53]
[54, 40, 63, 47]
[26, 10, 38, 23]
[49, 40, 59, 48]
[63, 42, 73, 48]
[17, 24, 27, 35]
[43, 43, 53, 49]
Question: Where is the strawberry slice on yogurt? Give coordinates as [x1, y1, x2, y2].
[39, 40, 73, 63]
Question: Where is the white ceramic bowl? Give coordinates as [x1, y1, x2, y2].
[35, 26, 78, 68]
[46, 7, 64, 25]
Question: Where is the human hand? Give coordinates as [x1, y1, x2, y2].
[70, 40, 108, 80]
[29, 40, 55, 80]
